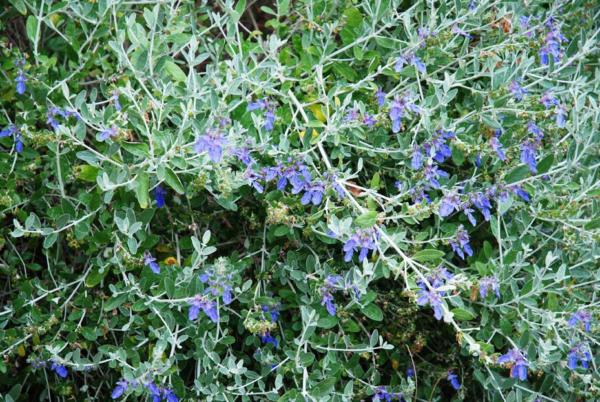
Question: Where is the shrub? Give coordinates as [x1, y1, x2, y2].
[0, 0, 599, 400]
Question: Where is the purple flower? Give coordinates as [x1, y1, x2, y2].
[463, 206, 477, 226]
[233, 147, 254, 166]
[300, 181, 325, 206]
[145, 382, 161, 402]
[363, 113, 377, 128]
[50, 362, 68, 378]
[99, 126, 118, 141]
[389, 98, 404, 133]
[449, 225, 473, 259]
[395, 53, 426, 74]
[261, 304, 281, 322]
[406, 368, 415, 378]
[345, 108, 359, 122]
[519, 16, 534, 38]
[527, 122, 544, 140]
[447, 371, 461, 390]
[540, 20, 567, 66]
[510, 185, 530, 202]
[423, 129, 454, 163]
[439, 192, 461, 217]
[452, 24, 472, 38]
[343, 228, 379, 262]
[509, 80, 527, 101]
[567, 343, 591, 370]
[154, 185, 167, 208]
[568, 310, 592, 332]
[188, 295, 219, 323]
[144, 251, 160, 274]
[245, 168, 265, 193]
[194, 129, 226, 162]
[375, 88, 386, 107]
[418, 27, 432, 42]
[497, 348, 528, 381]
[520, 140, 539, 173]
[111, 380, 129, 399]
[0, 125, 23, 153]
[410, 187, 431, 204]
[479, 276, 500, 298]
[540, 91, 559, 109]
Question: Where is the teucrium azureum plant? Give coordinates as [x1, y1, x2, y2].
[0, 0, 599, 400]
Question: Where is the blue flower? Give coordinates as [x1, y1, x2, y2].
[519, 16, 534, 38]
[244, 168, 265, 193]
[416, 289, 443, 320]
[247, 98, 276, 131]
[15, 71, 26, 95]
[540, 91, 559, 109]
[259, 332, 279, 347]
[0, 125, 23, 153]
[447, 371, 461, 390]
[111, 380, 129, 399]
[320, 275, 342, 316]
[194, 129, 226, 162]
[463, 206, 477, 226]
[439, 192, 461, 217]
[510, 185, 530, 202]
[527, 122, 544, 140]
[154, 185, 167, 208]
[375, 88, 386, 107]
[568, 310, 592, 332]
[389, 98, 405, 133]
[497, 348, 528, 381]
[509, 80, 527, 101]
[163, 388, 179, 402]
[555, 104, 567, 128]
[406, 367, 415, 378]
[410, 187, 431, 204]
[199, 269, 233, 305]
[50, 361, 68, 378]
[489, 137, 506, 161]
[372, 386, 405, 402]
[112, 90, 122, 111]
[99, 126, 118, 141]
[363, 113, 377, 128]
[449, 225, 473, 259]
[261, 304, 281, 322]
[423, 129, 455, 163]
[423, 163, 449, 189]
[452, 24, 472, 38]
[470, 192, 492, 221]
[520, 140, 539, 173]
[567, 343, 591, 370]
[479, 276, 500, 298]
[143, 252, 160, 274]
[343, 228, 379, 262]
[411, 145, 423, 170]
[189, 295, 219, 323]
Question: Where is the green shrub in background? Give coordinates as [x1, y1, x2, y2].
[0, 0, 599, 400]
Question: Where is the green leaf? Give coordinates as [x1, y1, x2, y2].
[451, 308, 476, 321]
[77, 165, 100, 182]
[363, 303, 383, 321]
[164, 168, 185, 194]
[164, 60, 187, 82]
[310, 377, 337, 398]
[135, 172, 150, 209]
[26, 16, 37, 45]
[413, 249, 445, 262]
[355, 211, 377, 228]
[505, 165, 530, 184]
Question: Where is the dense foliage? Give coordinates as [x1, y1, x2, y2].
[1, 0, 599, 400]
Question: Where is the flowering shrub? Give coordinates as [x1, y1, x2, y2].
[0, 0, 599, 400]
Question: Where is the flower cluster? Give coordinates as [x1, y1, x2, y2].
[540, 18, 567, 66]
[154, 185, 167, 208]
[568, 310, 592, 332]
[416, 266, 454, 320]
[320, 275, 342, 316]
[497, 348, 529, 381]
[387, 94, 422, 133]
[509, 80, 528, 102]
[199, 268, 234, 305]
[244, 159, 344, 206]
[99, 125, 119, 141]
[395, 52, 426, 74]
[540, 91, 567, 128]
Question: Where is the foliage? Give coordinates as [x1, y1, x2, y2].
[0, 0, 599, 401]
